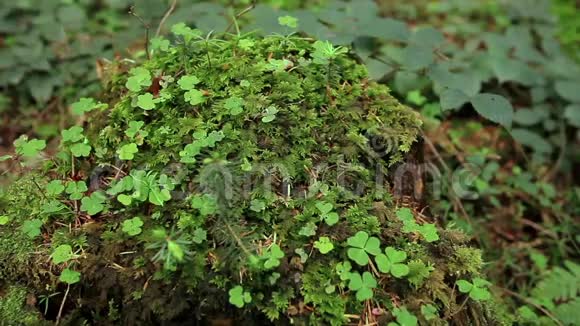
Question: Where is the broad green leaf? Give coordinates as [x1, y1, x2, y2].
[0, 215, 9, 225]
[402, 44, 434, 71]
[511, 128, 553, 153]
[470, 93, 513, 128]
[440, 88, 470, 111]
[513, 108, 542, 126]
[14, 136, 46, 158]
[59, 268, 80, 284]
[51, 244, 74, 264]
[555, 80, 580, 102]
[564, 104, 580, 127]
[456, 279, 473, 293]
[21, 219, 43, 238]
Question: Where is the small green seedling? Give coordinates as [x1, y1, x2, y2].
[315, 201, 339, 226]
[59, 268, 81, 284]
[456, 278, 492, 301]
[229, 285, 251, 308]
[314, 236, 334, 254]
[117, 143, 139, 160]
[263, 243, 285, 269]
[122, 217, 144, 236]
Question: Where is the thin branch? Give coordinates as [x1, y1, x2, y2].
[129, 6, 151, 60]
[155, 0, 178, 37]
[224, 1, 256, 34]
[55, 284, 70, 326]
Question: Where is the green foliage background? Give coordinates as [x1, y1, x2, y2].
[0, 0, 579, 325]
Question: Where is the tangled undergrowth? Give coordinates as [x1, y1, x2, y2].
[0, 24, 510, 325]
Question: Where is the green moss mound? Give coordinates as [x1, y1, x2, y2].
[0, 25, 507, 325]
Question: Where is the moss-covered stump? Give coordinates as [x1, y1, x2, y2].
[0, 24, 509, 325]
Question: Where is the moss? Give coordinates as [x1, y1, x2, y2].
[0, 285, 44, 325]
[0, 25, 503, 324]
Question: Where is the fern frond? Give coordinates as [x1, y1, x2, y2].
[532, 261, 580, 302]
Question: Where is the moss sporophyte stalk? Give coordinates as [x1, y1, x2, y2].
[0, 23, 507, 325]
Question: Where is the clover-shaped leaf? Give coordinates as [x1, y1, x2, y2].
[46, 180, 65, 196]
[61, 126, 84, 143]
[117, 194, 132, 206]
[396, 207, 415, 223]
[261, 105, 278, 123]
[389, 307, 418, 326]
[250, 199, 266, 212]
[125, 120, 145, 138]
[137, 93, 156, 110]
[14, 136, 46, 158]
[71, 97, 107, 115]
[80, 191, 106, 215]
[171, 22, 201, 43]
[336, 261, 352, 281]
[314, 236, 334, 254]
[59, 268, 81, 284]
[125, 67, 151, 92]
[224, 96, 244, 115]
[66, 181, 87, 200]
[418, 223, 439, 242]
[117, 143, 138, 160]
[51, 244, 74, 264]
[315, 201, 339, 226]
[191, 194, 218, 215]
[456, 278, 491, 301]
[346, 231, 381, 266]
[0, 215, 10, 225]
[21, 219, 43, 238]
[150, 37, 170, 52]
[122, 217, 143, 236]
[192, 228, 207, 244]
[278, 15, 298, 28]
[184, 89, 205, 105]
[70, 142, 92, 157]
[229, 285, 252, 308]
[421, 304, 438, 321]
[375, 247, 409, 278]
[178, 75, 200, 90]
[348, 271, 377, 301]
[264, 243, 284, 269]
[299, 222, 317, 237]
